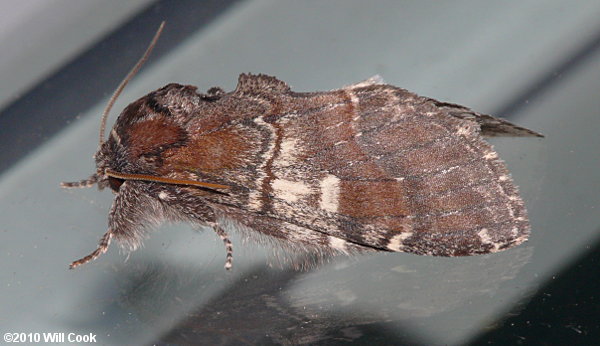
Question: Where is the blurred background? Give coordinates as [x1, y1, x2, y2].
[0, 1, 599, 344]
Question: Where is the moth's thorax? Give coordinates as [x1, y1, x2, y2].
[106, 89, 199, 174]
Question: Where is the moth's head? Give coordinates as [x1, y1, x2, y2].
[94, 132, 125, 192]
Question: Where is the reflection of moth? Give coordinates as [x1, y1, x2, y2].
[63, 23, 541, 270]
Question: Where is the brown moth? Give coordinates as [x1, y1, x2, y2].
[62, 23, 542, 270]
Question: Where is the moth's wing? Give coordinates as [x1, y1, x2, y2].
[427, 99, 543, 137]
[167, 74, 531, 257]
[315, 84, 532, 256]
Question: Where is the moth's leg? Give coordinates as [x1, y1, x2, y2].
[156, 186, 232, 270]
[61, 174, 98, 188]
[213, 225, 233, 270]
[69, 231, 113, 269]
[64, 174, 107, 268]
[69, 181, 162, 269]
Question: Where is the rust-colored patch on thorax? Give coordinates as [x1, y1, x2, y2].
[127, 117, 186, 159]
[162, 127, 255, 174]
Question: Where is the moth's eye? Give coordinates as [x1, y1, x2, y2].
[108, 176, 125, 192]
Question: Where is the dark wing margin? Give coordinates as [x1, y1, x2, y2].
[429, 99, 544, 138]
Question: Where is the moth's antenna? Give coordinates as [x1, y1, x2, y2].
[99, 21, 165, 146]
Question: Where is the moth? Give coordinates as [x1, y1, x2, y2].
[62, 23, 542, 270]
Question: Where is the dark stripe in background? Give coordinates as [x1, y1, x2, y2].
[0, 0, 243, 175]
[495, 28, 600, 118]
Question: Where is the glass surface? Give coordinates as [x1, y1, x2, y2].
[1, 1, 599, 345]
